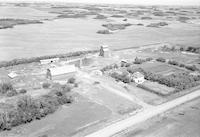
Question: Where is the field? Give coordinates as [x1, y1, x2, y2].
[125, 83, 167, 105]
[139, 81, 175, 96]
[138, 61, 186, 75]
[0, 3, 199, 61]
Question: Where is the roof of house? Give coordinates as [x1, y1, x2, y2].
[49, 65, 77, 76]
[8, 71, 18, 79]
[102, 45, 109, 48]
[132, 72, 144, 79]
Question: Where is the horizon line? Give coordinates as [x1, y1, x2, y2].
[0, 0, 200, 6]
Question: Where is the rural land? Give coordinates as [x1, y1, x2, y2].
[0, 2, 200, 137]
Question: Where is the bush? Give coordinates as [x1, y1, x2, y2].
[42, 82, 51, 89]
[6, 90, 18, 97]
[67, 77, 76, 84]
[133, 57, 145, 64]
[94, 14, 107, 19]
[19, 89, 27, 94]
[0, 86, 74, 131]
[0, 82, 14, 94]
[125, 63, 131, 67]
[185, 65, 198, 71]
[113, 64, 119, 69]
[61, 84, 72, 93]
[110, 71, 131, 83]
[74, 83, 78, 87]
[179, 63, 185, 67]
[168, 60, 179, 66]
[156, 57, 166, 62]
[146, 57, 153, 61]
[97, 30, 111, 34]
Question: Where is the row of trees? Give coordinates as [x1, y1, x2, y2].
[156, 57, 199, 72]
[133, 57, 153, 64]
[140, 69, 200, 91]
[0, 50, 97, 68]
[161, 45, 200, 54]
[0, 83, 73, 131]
[110, 71, 131, 83]
[168, 60, 199, 71]
[101, 57, 153, 72]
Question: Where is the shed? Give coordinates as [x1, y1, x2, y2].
[49, 65, 77, 80]
[8, 71, 18, 79]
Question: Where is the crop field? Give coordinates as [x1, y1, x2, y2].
[140, 81, 175, 96]
[126, 61, 185, 76]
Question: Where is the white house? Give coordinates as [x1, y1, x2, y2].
[132, 72, 145, 84]
[49, 65, 77, 80]
[8, 71, 18, 79]
[40, 58, 60, 65]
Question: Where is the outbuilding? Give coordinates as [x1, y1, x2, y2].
[40, 58, 59, 65]
[48, 65, 77, 80]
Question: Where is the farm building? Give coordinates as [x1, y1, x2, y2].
[99, 45, 111, 57]
[47, 65, 77, 80]
[8, 71, 18, 79]
[66, 58, 82, 68]
[132, 72, 145, 84]
[40, 58, 60, 65]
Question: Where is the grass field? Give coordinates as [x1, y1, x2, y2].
[0, 4, 200, 61]
[0, 94, 112, 137]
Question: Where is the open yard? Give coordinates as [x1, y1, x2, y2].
[75, 76, 141, 115]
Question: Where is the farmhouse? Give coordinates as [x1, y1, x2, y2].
[48, 65, 77, 80]
[8, 71, 18, 79]
[132, 72, 145, 84]
[40, 58, 60, 65]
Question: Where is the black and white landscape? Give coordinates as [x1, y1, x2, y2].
[0, 1, 200, 137]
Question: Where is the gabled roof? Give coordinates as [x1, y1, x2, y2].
[102, 45, 109, 48]
[8, 71, 18, 79]
[50, 65, 77, 76]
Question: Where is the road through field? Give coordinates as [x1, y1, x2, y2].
[85, 89, 200, 137]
